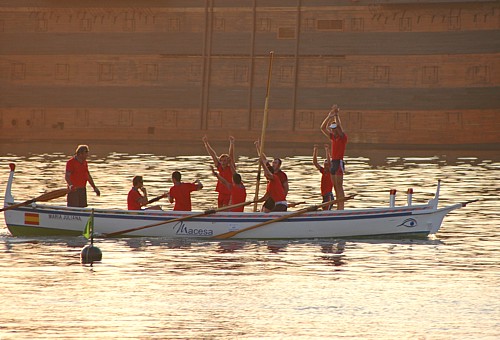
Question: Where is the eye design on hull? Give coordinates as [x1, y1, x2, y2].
[397, 218, 417, 228]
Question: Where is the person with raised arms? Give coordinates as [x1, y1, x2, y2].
[202, 135, 235, 208]
[255, 140, 287, 212]
[210, 163, 247, 212]
[320, 104, 348, 210]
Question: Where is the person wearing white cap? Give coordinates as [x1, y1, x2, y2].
[320, 105, 348, 210]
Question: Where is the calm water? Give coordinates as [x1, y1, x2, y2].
[0, 144, 499, 339]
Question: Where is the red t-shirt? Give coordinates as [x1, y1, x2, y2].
[66, 157, 89, 188]
[267, 174, 286, 202]
[127, 187, 143, 210]
[275, 170, 288, 189]
[216, 163, 232, 195]
[169, 183, 198, 211]
[230, 184, 247, 212]
[330, 133, 348, 160]
[319, 166, 333, 196]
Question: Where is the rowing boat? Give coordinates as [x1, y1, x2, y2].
[2, 164, 470, 239]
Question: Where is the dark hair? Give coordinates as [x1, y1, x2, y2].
[132, 176, 143, 186]
[274, 158, 282, 166]
[172, 171, 181, 182]
[233, 173, 242, 185]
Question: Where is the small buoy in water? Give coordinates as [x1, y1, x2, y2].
[80, 245, 102, 264]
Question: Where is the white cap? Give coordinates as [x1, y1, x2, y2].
[329, 123, 337, 129]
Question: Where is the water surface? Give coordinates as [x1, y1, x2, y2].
[0, 145, 499, 339]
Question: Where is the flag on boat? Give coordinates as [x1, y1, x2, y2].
[83, 210, 94, 239]
[24, 213, 39, 225]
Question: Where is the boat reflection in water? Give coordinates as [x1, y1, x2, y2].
[319, 240, 347, 267]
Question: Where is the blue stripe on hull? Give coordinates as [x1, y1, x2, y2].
[14, 206, 420, 223]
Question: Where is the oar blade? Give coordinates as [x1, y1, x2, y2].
[0, 188, 68, 212]
[36, 188, 69, 202]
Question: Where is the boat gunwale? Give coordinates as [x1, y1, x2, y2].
[3, 201, 439, 222]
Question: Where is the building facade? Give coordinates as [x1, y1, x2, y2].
[0, 0, 499, 148]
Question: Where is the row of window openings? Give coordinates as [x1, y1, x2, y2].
[3, 111, 464, 130]
[10, 64, 490, 84]
[27, 16, 464, 33]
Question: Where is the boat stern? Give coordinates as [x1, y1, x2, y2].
[4, 163, 16, 204]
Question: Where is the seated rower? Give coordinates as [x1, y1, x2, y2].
[313, 144, 334, 210]
[255, 140, 287, 212]
[168, 171, 203, 211]
[127, 176, 162, 210]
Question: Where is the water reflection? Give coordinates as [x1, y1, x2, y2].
[319, 240, 347, 267]
[217, 241, 246, 253]
[266, 240, 289, 253]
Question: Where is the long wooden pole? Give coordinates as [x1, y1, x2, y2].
[253, 51, 274, 211]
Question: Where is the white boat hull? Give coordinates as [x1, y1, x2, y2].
[3, 165, 464, 239]
[3, 202, 461, 239]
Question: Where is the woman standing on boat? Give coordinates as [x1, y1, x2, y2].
[65, 144, 100, 207]
[320, 105, 347, 210]
[202, 135, 235, 208]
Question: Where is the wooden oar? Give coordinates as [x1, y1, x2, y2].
[253, 51, 274, 212]
[288, 201, 306, 208]
[104, 198, 263, 237]
[212, 195, 356, 240]
[146, 194, 167, 205]
[0, 188, 68, 213]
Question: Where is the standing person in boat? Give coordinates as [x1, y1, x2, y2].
[210, 165, 247, 212]
[127, 175, 162, 210]
[313, 144, 334, 210]
[255, 140, 287, 212]
[202, 135, 235, 208]
[320, 104, 347, 210]
[168, 171, 203, 211]
[65, 144, 100, 207]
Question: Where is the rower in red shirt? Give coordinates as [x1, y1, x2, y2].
[168, 171, 203, 211]
[127, 175, 163, 210]
[210, 165, 247, 212]
[313, 144, 334, 210]
[255, 140, 287, 212]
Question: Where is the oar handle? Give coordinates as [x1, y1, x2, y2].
[220, 198, 264, 212]
[146, 194, 166, 205]
[461, 199, 479, 207]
